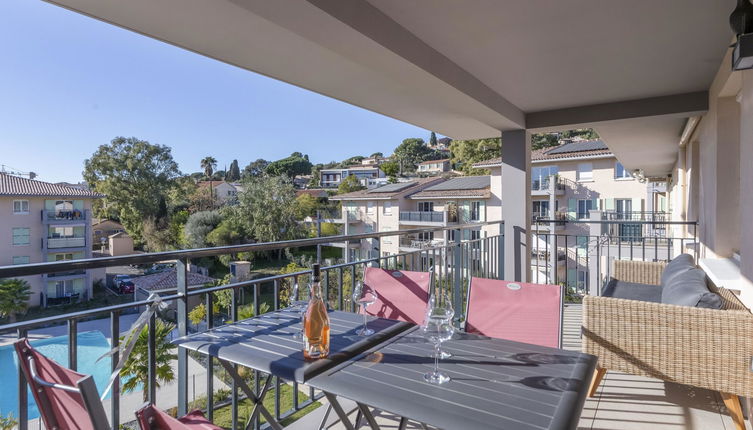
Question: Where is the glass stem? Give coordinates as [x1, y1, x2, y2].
[362, 305, 367, 330]
[434, 343, 440, 374]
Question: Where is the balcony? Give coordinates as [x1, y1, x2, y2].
[398, 210, 450, 225]
[42, 209, 88, 224]
[531, 176, 567, 196]
[398, 237, 446, 250]
[46, 237, 86, 249]
[531, 211, 567, 231]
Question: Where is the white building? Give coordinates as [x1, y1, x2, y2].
[320, 165, 386, 188]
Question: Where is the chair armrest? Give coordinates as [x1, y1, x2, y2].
[582, 292, 753, 397]
[612, 260, 666, 285]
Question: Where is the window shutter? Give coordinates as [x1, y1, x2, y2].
[604, 198, 615, 211]
[479, 201, 485, 221]
[632, 198, 643, 213]
[591, 198, 598, 212]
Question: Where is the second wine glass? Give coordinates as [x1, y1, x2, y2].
[353, 282, 378, 336]
[290, 282, 309, 341]
[424, 291, 455, 359]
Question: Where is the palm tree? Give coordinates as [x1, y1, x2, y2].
[0, 279, 31, 322]
[121, 319, 177, 401]
[200, 156, 217, 179]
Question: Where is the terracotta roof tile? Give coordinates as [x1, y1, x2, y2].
[473, 140, 614, 167]
[0, 173, 105, 198]
[330, 177, 442, 200]
[131, 269, 216, 292]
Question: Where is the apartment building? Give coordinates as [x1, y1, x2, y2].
[0, 173, 105, 307]
[476, 140, 661, 289]
[320, 165, 385, 188]
[417, 158, 451, 175]
[330, 176, 492, 261]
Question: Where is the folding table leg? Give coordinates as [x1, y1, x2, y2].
[244, 374, 274, 430]
[318, 404, 333, 430]
[356, 402, 381, 430]
[219, 360, 283, 430]
[397, 417, 408, 430]
[323, 392, 356, 430]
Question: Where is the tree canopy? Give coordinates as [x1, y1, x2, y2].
[200, 156, 217, 179]
[429, 131, 437, 147]
[265, 153, 312, 177]
[393, 138, 431, 173]
[226, 159, 241, 181]
[243, 159, 269, 178]
[183, 210, 223, 248]
[380, 160, 399, 178]
[0, 279, 31, 322]
[83, 137, 181, 242]
[450, 138, 501, 175]
[338, 175, 366, 194]
[232, 176, 303, 247]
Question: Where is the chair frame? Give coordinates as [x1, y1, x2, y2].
[15, 339, 110, 430]
[464, 277, 565, 349]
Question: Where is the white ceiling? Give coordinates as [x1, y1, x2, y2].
[44, 0, 736, 175]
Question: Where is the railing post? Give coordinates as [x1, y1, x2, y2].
[498, 222, 505, 280]
[453, 228, 462, 321]
[176, 258, 189, 416]
[587, 211, 602, 296]
[17, 328, 28, 430]
[110, 311, 120, 430]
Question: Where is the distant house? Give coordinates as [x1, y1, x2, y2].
[417, 158, 451, 174]
[293, 175, 312, 188]
[92, 219, 125, 247]
[108, 231, 134, 256]
[319, 166, 385, 188]
[361, 156, 385, 166]
[296, 189, 329, 200]
[132, 269, 216, 311]
[197, 181, 242, 204]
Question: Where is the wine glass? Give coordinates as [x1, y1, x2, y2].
[353, 282, 378, 336]
[290, 282, 309, 341]
[422, 313, 455, 384]
[424, 292, 455, 359]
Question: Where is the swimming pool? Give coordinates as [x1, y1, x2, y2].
[0, 331, 125, 420]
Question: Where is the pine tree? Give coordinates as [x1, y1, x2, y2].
[227, 159, 241, 181]
[430, 131, 438, 147]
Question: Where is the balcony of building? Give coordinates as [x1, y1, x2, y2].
[41, 209, 89, 224]
[531, 175, 567, 196]
[398, 210, 457, 226]
[44, 236, 87, 249]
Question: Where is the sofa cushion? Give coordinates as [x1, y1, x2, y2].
[602, 278, 662, 303]
[661, 268, 723, 309]
[660, 253, 695, 287]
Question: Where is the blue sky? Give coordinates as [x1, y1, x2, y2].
[0, 0, 429, 183]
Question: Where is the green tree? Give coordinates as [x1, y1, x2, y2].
[393, 138, 430, 173]
[206, 212, 250, 247]
[369, 152, 383, 158]
[200, 156, 217, 179]
[226, 159, 241, 182]
[450, 138, 501, 175]
[309, 165, 322, 187]
[294, 193, 320, 220]
[379, 160, 399, 178]
[184, 210, 223, 248]
[0, 279, 31, 322]
[84, 137, 181, 242]
[531, 133, 560, 150]
[243, 159, 269, 178]
[121, 319, 177, 401]
[265, 153, 312, 177]
[233, 176, 303, 256]
[429, 131, 438, 147]
[237, 302, 271, 320]
[0, 413, 17, 430]
[337, 175, 366, 194]
[319, 222, 339, 236]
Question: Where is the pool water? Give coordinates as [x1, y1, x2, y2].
[0, 331, 127, 420]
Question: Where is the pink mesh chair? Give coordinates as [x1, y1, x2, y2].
[362, 267, 433, 324]
[14, 338, 219, 430]
[465, 278, 564, 348]
[135, 404, 221, 430]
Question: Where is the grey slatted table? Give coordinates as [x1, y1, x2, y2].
[173, 309, 412, 429]
[308, 326, 597, 430]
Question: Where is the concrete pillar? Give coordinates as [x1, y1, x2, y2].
[740, 72, 753, 281]
[500, 130, 531, 282]
[588, 210, 602, 296]
[712, 97, 740, 257]
[548, 177, 557, 282]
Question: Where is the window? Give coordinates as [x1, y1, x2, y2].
[383, 201, 392, 215]
[12, 256, 30, 265]
[417, 231, 434, 241]
[13, 200, 29, 214]
[577, 270, 588, 291]
[418, 202, 434, 212]
[531, 166, 558, 190]
[577, 163, 593, 181]
[12, 228, 30, 246]
[470, 201, 481, 221]
[577, 200, 595, 219]
[50, 226, 74, 238]
[55, 280, 74, 297]
[615, 199, 632, 217]
[615, 162, 632, 179]
[366, 201, 375, 214]
[532, 201, 550, 219]
[382, 227, 392, 244]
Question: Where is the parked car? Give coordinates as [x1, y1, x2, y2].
[118, 281, 135, 294]
[113, 274, 131, 287]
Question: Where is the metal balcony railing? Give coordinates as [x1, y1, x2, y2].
[0, 221, 504, 430]
[42, 209, 87, 222]
[46, 237, 86, 249]
[399, 211, 445, 223]
[531, 175, 567, 192]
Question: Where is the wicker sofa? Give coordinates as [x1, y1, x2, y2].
[583, 258, 753, 430]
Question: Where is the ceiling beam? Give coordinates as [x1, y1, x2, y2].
[526, 91, 708, 131]
[306, 0, 525, 130]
